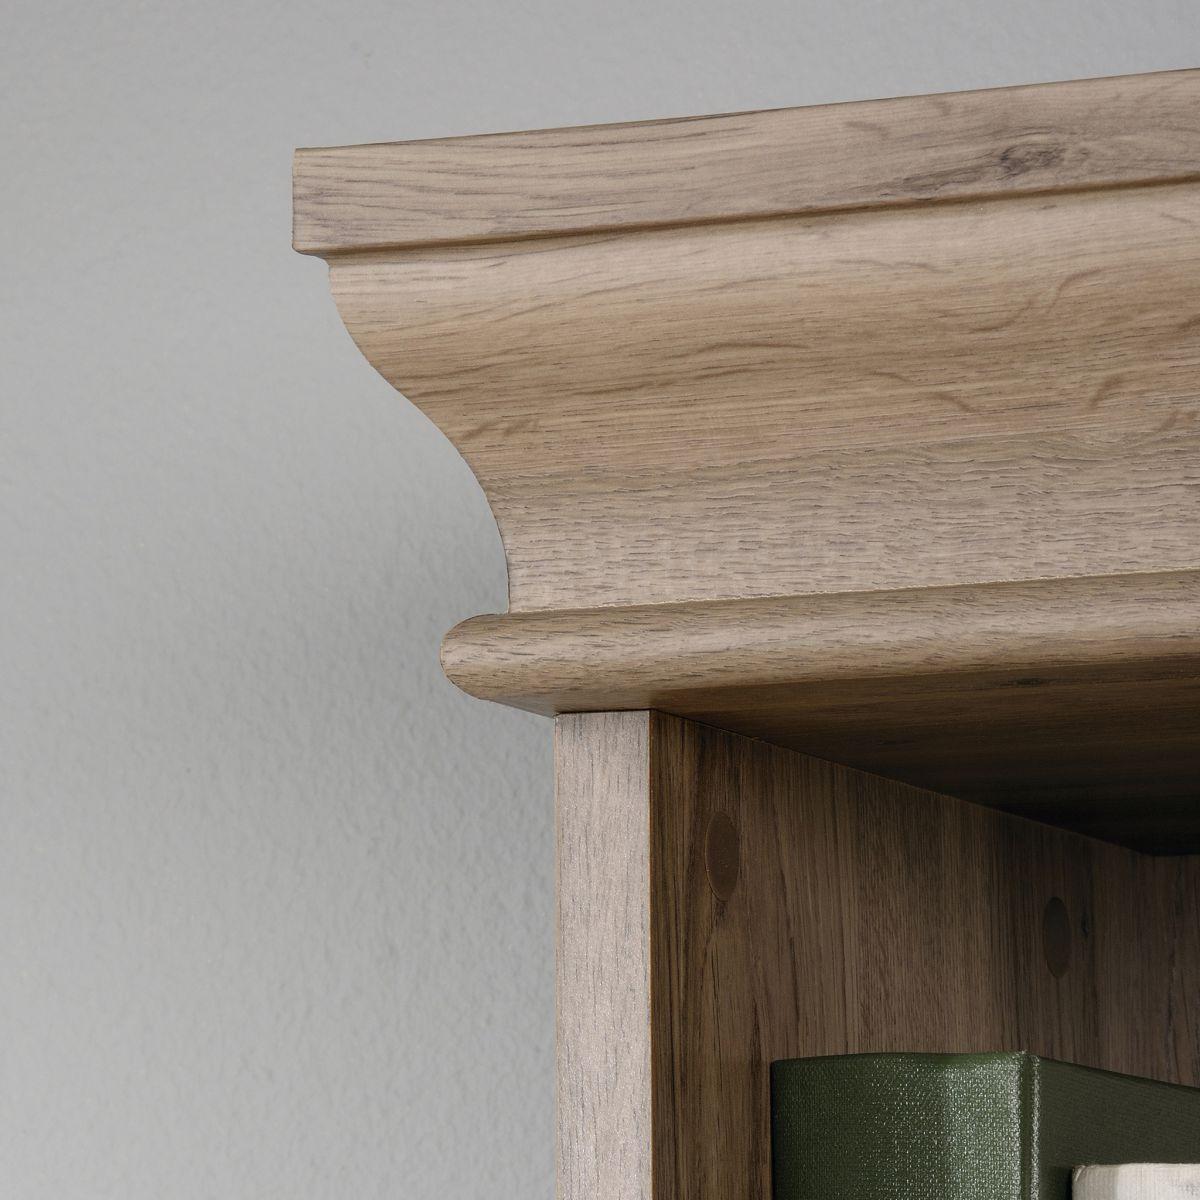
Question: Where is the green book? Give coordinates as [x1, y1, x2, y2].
[771, 1052, 1200, 1200]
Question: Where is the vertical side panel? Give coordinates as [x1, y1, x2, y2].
[556, 710, 1200, 1200]
[555, 712, 652, 1200]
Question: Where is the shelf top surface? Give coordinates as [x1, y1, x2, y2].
[294, 68, 1200, 255]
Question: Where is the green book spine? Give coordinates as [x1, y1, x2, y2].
[771, 1052, 1200, 1200]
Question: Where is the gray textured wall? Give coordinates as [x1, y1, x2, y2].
[2, 1, 1195, 1195]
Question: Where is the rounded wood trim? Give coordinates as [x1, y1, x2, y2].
[446, 570, 1200, 847]
[442, 569, 1200, 709]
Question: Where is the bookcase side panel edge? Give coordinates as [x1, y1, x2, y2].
[555, 712, 654, 1200]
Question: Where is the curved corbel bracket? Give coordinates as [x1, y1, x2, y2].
[294, 68, 1200, 846]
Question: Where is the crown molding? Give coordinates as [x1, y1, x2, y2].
[295, 69, 1200, 846]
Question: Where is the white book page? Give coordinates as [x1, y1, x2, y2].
[1073, 1165, 1200, 1198]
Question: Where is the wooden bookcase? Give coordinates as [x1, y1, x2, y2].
[294, 68, 1200, 1199]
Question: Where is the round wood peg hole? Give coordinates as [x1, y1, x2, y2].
[704, 811, 740, 902]
[1042, 896, 1072, 978]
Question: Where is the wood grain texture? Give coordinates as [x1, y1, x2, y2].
[445, 568, 1200, 696]
[449, 570, 1200, 851]
[556, 712, 1200, 1200]
[297, 68, 1200, 845]
[294, 69, 1200, 254]
[556, 712, 652, 1200]
[329, 178, 1200, 612]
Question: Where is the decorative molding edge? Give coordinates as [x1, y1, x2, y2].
[445, 570, 1200, 849]
[295, 69, 1200, 844]
[442, 569, 1200, 712]
[294, 69, 1200, 254]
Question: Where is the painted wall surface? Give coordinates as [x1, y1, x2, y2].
[2, 2, 1195, 1195]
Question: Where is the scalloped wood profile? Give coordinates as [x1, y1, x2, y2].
[294, 69, 1200, 850]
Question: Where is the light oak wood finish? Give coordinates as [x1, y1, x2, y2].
[294, 69, 1200, 254]
[297, 69, 1200, 1200]
[557, 711, 1200, 1200]
[295, 70, 1200, 842]
[556, 713, 652, 1200]
[448, 569, 1200, 850]
[323, 178, 1200, 613]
